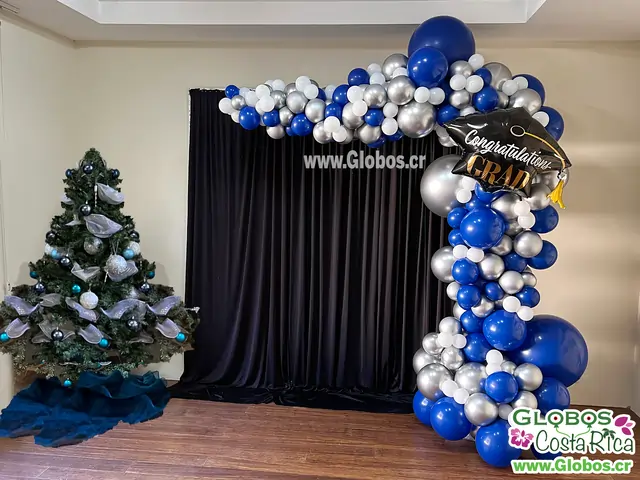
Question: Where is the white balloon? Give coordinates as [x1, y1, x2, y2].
[447, 282, 461, 301]
[332, 126, 348, 142]
[441, 379, 459, 397]
[325, 84, 337, 99]
[453, 245, 469, 259]
[533, 111, 550, 127]
[218, 98, 233, 114]
[501, 79, 519, 96]
[460, 106, 477, 117]
[367, 63, 382, 74]
[514, 76, 529, 90]
[503, 296, 522, 313]
[347, 86, 364, 103]
[255, 84, 271, 99]
[255, 103, 265, 116]
[435, 125, 449, 138]
[230, 111, 240, 123]
[245, 91, 259, 107]
[450, 74, 467, 91]
[272, 79, 286, 91]
[499, 404, 513, 420]
[468, 53, 485, 71]
[392, 67, 408, 78]
[454, 388, 470, 405]
[414, 87, 431, 103]
[460, 177, 477, 190]
[518, 212, 536, 229]
[456, 189, 473, 203]
[485, 363, 502, 375]
[351, 100, 368, 117]
[381, 118, 398, 136]
[383, 102, 399, 118]
[265, 80, 274, 87]
[466, 247, 485, 263]
[239, 87, 250, 97]
[323, 116, 340, 133]
[429, 87, 446, 105]
[304, 84, 319, 100]
[437, 332, 454, 348]
[259, 96, 275, 112]
[369, 72, 386, 85]
[295, 75, 311, 91]
[466, 75, 484, 94]
[518, 306, 535, 321]
[486, 350, 504, 365]
[514, 200, 531, 216]
[452, 333, 467, 349]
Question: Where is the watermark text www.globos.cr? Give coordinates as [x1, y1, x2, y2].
[303, 151, 428, 170]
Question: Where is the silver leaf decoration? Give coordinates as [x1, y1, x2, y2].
[40, 294, 63, 307]
[98, 361, 112, 367]
[71, 262, 102, 283]
[148, 296, 182, 316]
[130, 331, 154, 344]
[61, 194, 73, 205]
[97, 183, 125, 205]
[78, 324, 104, 344]
[4, 318, 30, 339]
[65, 298, 98, 323]
[85, 214, 122, 238]
[155, 318, 181, 338]
[4, 296, 39, 316]
[32, 332, 50, 344]
[101, 299, 147, 320]
[37, 319, 55, 337]
[106, 260, 138, 282]
[66, 216, 84, 227]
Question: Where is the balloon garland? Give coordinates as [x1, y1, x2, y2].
[220, 15, 588, 469]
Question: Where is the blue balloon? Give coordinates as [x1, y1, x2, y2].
[285, 126, 294, 136]
[439, 80, 453, 99]
[447, 207, 467, 228]
[448, 229, 464, 247]
[460, 207, 506, 249]
[484, 282, 504, 302]
[225, 84, 239, 99]
[408, 16, 476, 64]
[510, 315, 588, 387]
[238, 106, 260, 130]
[515, 74, 546, 104]
[407, 47, 449, 88]
[333, 84, 350, 105]
[317, 88, 326, 101]
[475, 68, 493, 86]
[457, 285, 482, 310]
[535, 377, 570, 414]
[413, 391, 435, 427]
[430, 397, 472, 441]
[452, 259, 479, 285]
[367, 136, 387, 149]
[474, 184, 499, 204]
[485, 372, 519, 403]
[465, 194, 487, 211]
[532, 206, 559, 234]
[540, 106, 564, 141]
[364, 109, 385, 127]
[291, 114, 314, 136]
[504, 253, 527, 272]
[483, 310, 527, 351]
[516, 286, 540, 307]
[325, 103, 343, 118]
[437, 105, 460, 126]
[461, 310, 484, 333]
[476, 420, 522, 468]
[262, 110, 280, 127]
[473, 86, 499, 113]
[527, 240, 557, 270]
[464, 333, 492, 362]
[388, 130, 404, 142]
[348, 68, 370, 86]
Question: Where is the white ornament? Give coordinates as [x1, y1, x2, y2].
[127, 241, 141, 256]
[80, 291, 99, 310]
[486, 350, 504, 365]
[466, 248, 485, 263]
[452, 245, 469, 260]
[452, 333, 467, 349]
[503, 296, 522, 313]
[106, 254, 128, 276]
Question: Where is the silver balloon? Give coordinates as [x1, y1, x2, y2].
[464, 393, 499, 426]
[509, 88, 542, 115]
[430, 246, 455, 282]
[382, 53, 408, 80]
[522, 270, 537, 287]
[484, 62, 513, 90]
[422, 332, 444, 356]
[230, 94, 246, 110]
[449, 60, 473, 78]
[342, 102, 365, 129]
[416, 363, 452, 401]
[490, 235, 513, 256]
[84, 237, 104, 255]
[356, 124, 382, 144]
[501, 361, 517, 375]
[396, 101, 435, 138]
[305, 99, 326, 124]
[471, 297, 494, 318]
[266, 125, 285, 140]
[526, 183, 551, 210]
[491, 193, 519, 221]
[514, 363, 544, 391]
[286, 91, 308, 114]
[413, 348, 438, 374]
[478, 254, 505, 281]
[446, 282, 460, 301]
[455, 363, 487, 394]
[441, 347, 465, 371]
[514, 231, 543, 258]
[497, 91, 510, 109]
[312, 122, 332, 144]
[506, 218, 524, 236]
[284, 83, 297, 95]
[363, 84, 387, 108]
[449, 90, 472, 109]
[499, 271, 525, 294]
[386, 76, 416, 106]
[310, 79, 319, 87]
[453, 302, 466, 320]
[439, 316, 462, 334]
[279, 106, 294, 126]
[339, 128, 354, 145]
[511, 390, 538, 410]
[271, 90, 286, 109]
[419, 155, 464, 217]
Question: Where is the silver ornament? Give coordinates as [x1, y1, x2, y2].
[498, 271, 525, 294]
[356, 124, 382, 144]
[449, 90, 472, 109]
[430, 246, 455, 282]
[514, 231, 543, 258]
[84, 237, 104, 255]
[284, 83, 297, 95]
[522, 270, 537, 287]
[471, 297, 494, 318]
[127, 241, 141, 256]
[514, 363, 544, 391]
[342, 102, 365, 129]
[501, 361, 517, 375]
[271, 90, 286, 109]
[396, 101, 435, 138]
[506, 218, 524, 236]
[386, 76, 416, 105]
[490, 235, 513, 256]
[312, 122, 332, 144]
[279, 106, 294, 126]
[106, 254, 128, 276]
[79, 291, 99, 310]
[526, 183, 552, 210]
[509, 88, 542, 115]
[382, 53, 408, 80]
[484, 62, 513, 90]
[413, 348, 438, 374]
[420, 154, 464, 217]
[511, 390, 538, 410]
[231, 94, 246, 110]
[417, 363, 452, 401]
[453, 302, 466, 320]
[363, 84, 387, 108]
[305, 98, 326, 124]
[497, 91, 510, 109]
[478, 253, 506, 280]
[449, 60, 473, 78]
[491, 193, 519, 221]
[441, 346, 465, 371]
[422, 332, 444, 356]
[267, 125, 286, 139]
[286, 91, 308, 114]
[455, 362, 487, 394]
[439, 316, 462, 334]
[464, 393, 499, 426]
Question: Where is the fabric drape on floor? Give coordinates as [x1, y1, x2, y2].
[172, 89, 451, 413]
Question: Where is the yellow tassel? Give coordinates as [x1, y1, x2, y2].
[548, 179, 566, 209]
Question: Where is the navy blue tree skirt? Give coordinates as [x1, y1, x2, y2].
[0, 371, 170, 447]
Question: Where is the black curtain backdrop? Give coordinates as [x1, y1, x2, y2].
[171, 89, 451, 413]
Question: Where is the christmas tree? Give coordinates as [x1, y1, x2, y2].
[0, 149, 199, 385]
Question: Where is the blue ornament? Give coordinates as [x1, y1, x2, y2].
[457, 285, 481, 310]
[475, 68, 493, 86]
[465, 194, 487, 211]
[504, 252, 527, 272]
[238, 106, 260, 130]
[71, 284, 82, 295]
[437, 105, 460, 126]
[407, 47, 449, 88]
[460, 310, 484, 333]
[364, 109, 385, 127]
[0, 332, 9, 343]
[447, 207, 467, 228]
[464, 332, 492, 362]
[332, 84, 350, 105]
[348, 68, 370, 86]
[176, 332, 187, 343]
[147, 271, 156, 279]
[63, 379, 72, 387]
[367, 136, 386, 149]
[475, 420, 522, 468]
[516, 286, 540, 307]
[540, 106, 564, 140]
[225, 84, 240, 99]
[65, 169, 74, 178]
[474, 184, 499, 204]
[473, 86, 499, 113]
[514, 74, 546, 104]
[98, 338, 109, 348]
[111, 169, 120, 179]
[452, 259, 479, 285]
[290, 114, 314, 136]
[430, 397, 472, 441]
[534, 377, 570, 414]
[485, 372, 519, 403]
[510, 315, 588, 387]
[262, 110, 280, 127]
[30, 271, 38, 279]
[34, 282, 45, 294]
[483, 310, 527, 351]
[484, 281, 504, 301]
[387, 130, 404, 142]
[460, 207, 506, 249]
[532, 205, 559, 234]
[448, 229, 464, 246]
[51, 249, 62, 260]
[123, 248, 135, 260]
[325, 103, 343, 118]
[408, 15, 476, 64]
[527, 240, 557, 270]
[413, 391, 434, 427]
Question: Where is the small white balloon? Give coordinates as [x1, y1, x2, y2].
[453, 245, 469, 260]
[441, 379, 459, 398]
[468, 53, 485, 71]
[218, 97, 233, 114]
[486, 350, 504, 365]
[272, 79, 286, 91]
[450, 74, 467, 91]
[347, 86, 364, 103]
[304, 84, 319, 100]
[460, 177, 478, 190]
[255, 103, 266, 116]
[518, 212, 536, 229]
[460, 106, 477, 117]
[239, 87, 250, 97]
[295, 75, 311, 91]
[265, 80, 274, 87]
[231, 111, 240, 123]
[325, 84, 337, 99]
[503, 296, 522, 313]
[324, 116, 341, 133]
[501, 79, 519, 96]
[414, 87, 431, 103]
[245, 91, 259, 107]
[533, 111, 550, 127]
[259, 96, 275, 112]
[518, 306, 535, 321]
[367, 63, 382, 74]
[437, 332, 454, 348]
[447, 282, 461, 301]
[435, 125, 449, 138]
[514, 201, 531, 216]
[381, 118, 398, 136]
[429, 88, 446, 105]
[452, 333, 467, 349]
[369, 72, 386, 85]
[392, 67, 408, 78]
[485, 363, 502, 375]
[498, 404, 513, 420]
[514, 76, 529, 90]
[456, 189, 473, 203]
[352, 100, 368, 117]
[383, 102, 399, 118]
[466, 248, 485, 263]
[255, 84, 271, 99]
[332, 126, 348, 143]
[454, 388, 470, 405]
[466, 75, 484, 94]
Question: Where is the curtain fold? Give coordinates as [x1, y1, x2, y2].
[173, 89, 451, 412]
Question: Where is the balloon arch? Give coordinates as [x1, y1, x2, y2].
[219, 16, 588, 469]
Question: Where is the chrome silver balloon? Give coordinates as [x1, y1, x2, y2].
[441, 347, 465, 371]
[490, 235, 513, 256]
[514, 363, 544, 391]
[363, 84, 387, 108]
[497, 91, 510, 109]
[498, 271, 525, 295]
[506, 218, 524, 236]
[484, 62, 513, 90]
[305, 98, 326, 124]
[509, 88, 542, 115]
[430, 246, 455, 283]
[522, 270, 537, 287]
[438, 316, 462, 335]
[382, 53, 408, 80]
[422, 332, 444, 356]
[514, 231, 543, 258]
[286, 91, 308, 114]
[446, 282, 460, 301]
[464, 393, 499, 426]
[397, 101, 435, 138]
[449, 90, 472, 109]
[471, 297, 494, 318]
[356, 124, 382, 144]
[449, 60, 473, 78]
[455, 362, 487, 394]
[342, 102, 365, 129]
[501, 361, 517, 375]
[271, 90, 287, 109]
[491, 193, 519, 221]
[526, 183, 552, 211]
[413, 348, 438, 374]
[339, 128, 354, 145]
[266, 125, 285, 139]
[279, 106, 294, 126]
[478, 253, 506, 281]
[312, 121, 332, 144]
[419, 154, 464, 217]
[230, 94, 246, 110]
[386, 76, 416, 106]
[284, 83, 297, 95]
[453, 302, 466, 319]
[416, 363, 452, 401]
[511, 390, 538, 410]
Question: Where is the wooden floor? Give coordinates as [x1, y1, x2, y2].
[0, 399, 638, 480]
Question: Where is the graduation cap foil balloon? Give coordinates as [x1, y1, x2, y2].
[445, 108, 571, 208]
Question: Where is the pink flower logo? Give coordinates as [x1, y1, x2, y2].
[614, 415, 636, 436]
[509, 427, 534, 449]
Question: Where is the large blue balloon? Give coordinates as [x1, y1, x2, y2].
[452, 259, 479, 285]
[532, 206, 559, 234]
[408, 16, 476, 64]
[464, 333, 492, 362]
[527, 240, 557, 270]
[516, 286, 540, 307]
[332, 84, 350, 105]
[510, 315, 588, 387]
[238, 106, 261, 130]
[534, 377, 570, 414]
[461, 310, 484, 333]
[540, 106, 564, 141]
[475, 68, 493, 86]
[473, 86, 499, 113]
[504, 253, 527, 272]
[474, 184, 500, 204]
[515, 74, 546, 104]
[485, 372, 519, 403]
[447, 207, 467, 228]
[457, 285, 481, 310]
[484, 282, 504, 302]
[325, 103, 343, 118]
[448, 229, 464, 246]
[225, 84, 239, 99]
[460, 207, 506, 249]
[262, 110, 280, 127]
[430, 397, 472, 441]
[476, 420, 522, 468]
[437, 105, 460, 126]
[407, 47, 449, 88]
[364, 109, 385, 127]
[483, 310, 527, 351]
[348, 68, 370, 86]
[413, 391, 435, 427]
[291, 114, 314, 136]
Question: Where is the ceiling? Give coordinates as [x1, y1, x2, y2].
[2, 0, 640, 45]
